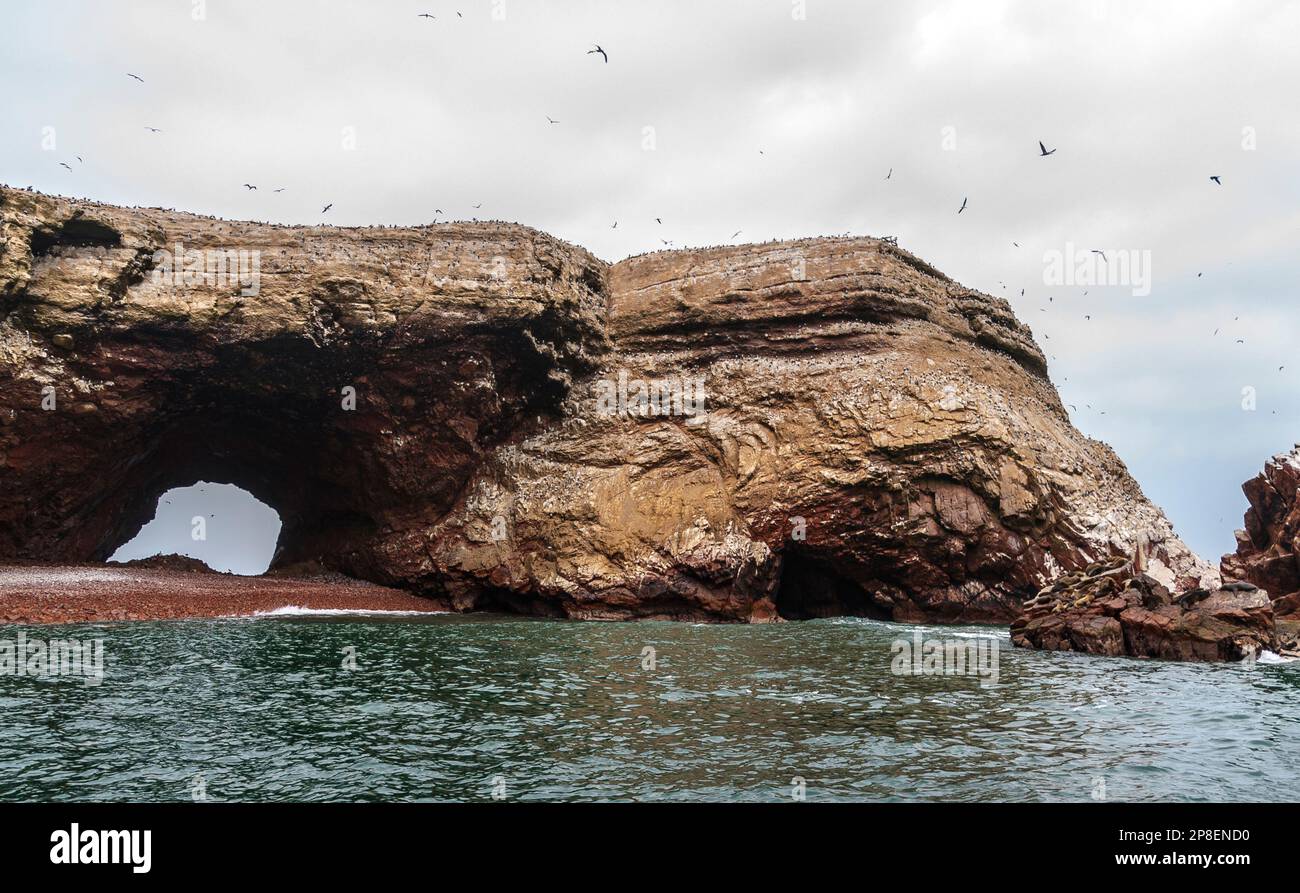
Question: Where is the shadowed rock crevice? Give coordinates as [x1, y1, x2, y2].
[0, 186, 1214, 624]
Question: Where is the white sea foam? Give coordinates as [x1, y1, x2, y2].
[1255, 650, 1298, 664]
[247, 605, 446, 618]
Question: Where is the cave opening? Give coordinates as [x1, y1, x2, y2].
[109, 482, 282, 576]
[774, 550, 892, 621]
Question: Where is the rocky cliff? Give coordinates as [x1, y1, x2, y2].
[1222, 446, 1300, 616]
[0, 185, 1213, 622]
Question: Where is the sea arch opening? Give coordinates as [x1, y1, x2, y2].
[109, 481, 282, 575]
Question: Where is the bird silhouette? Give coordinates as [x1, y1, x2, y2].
[885, 168, 892, 179]
[145, 127, 162, 133]
[1210, 176, 1222, 185]
[546, 116, 559, 124]
[127, 73, 144, 82]
[59, 162, 72, 170]
[588, 44, 608, 63]
[243, 183, 257, 190]
[417, 12, 435, 18]
[957, 197, 968, 214]
[1038, 141, 1056, 157]
[322, 203, 333, 213]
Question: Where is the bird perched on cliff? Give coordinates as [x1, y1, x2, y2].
[1038, 140, 1056, 156]
[1210, 176, 1222, 185]
[957, 197, 968, 213]
[588, 44, 608, 63]
[127, 73, 144, 82]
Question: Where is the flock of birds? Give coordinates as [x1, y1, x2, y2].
[44, 21, 1275, 418]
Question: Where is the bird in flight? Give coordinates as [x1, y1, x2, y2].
[957, 197, 968, 214]
[885, 168, 892, 180]
[145, 126, 162, 133]
[127, 73, 144, 82]
[243, 183, 257, 190]
[76, 156, 83, 163]
[655, 217, 662, 224]
[661, 239, 673, 246]
[418, 12, 435, 18]
[1038, 141, 1056, 157]
[588, 45, 608, 63]
[1210, 176, 1222, 185]
[611, 221, 618, 229]
[1013, 241, 1020, 247]
[322, 203, 333, 213]
[473, 202, 482, 209]
[546, 116, 559, 124]
[273, 187, 286, 193]
[59, 162, 72, 170]
[1091, 249, 1107, 263]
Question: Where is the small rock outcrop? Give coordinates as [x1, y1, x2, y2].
[1011, 559, 1276, 661]
[0, 186, 1215, 623]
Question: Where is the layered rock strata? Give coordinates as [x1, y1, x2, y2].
[0, 186, 1214, 622]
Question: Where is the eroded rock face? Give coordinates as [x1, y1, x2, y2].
[1011, 560, 1275, 662]
[0, 186, 1212, 622]
[1221, 446, 1300, 609]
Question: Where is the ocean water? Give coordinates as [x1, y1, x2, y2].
[1, 613, 1297, 802]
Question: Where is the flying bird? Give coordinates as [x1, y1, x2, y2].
[322, 203, 333, 213]
[145, 126, 162, 133]
[655, 218, 662, 224]
[273, 188, 286, 193]
[546, 116, 559, 124]
[473, 202, 482, 209]
[1210, 176, 1221, 185]
[127, 73, 144, 82]
[885, 168, 892, 180]
[957, 197, 967, 214]
[587, 44, 608, 63]
[59, 162, 72, 170]
[1038, 141, 1056, 157]
[418, 12, 435, 18]
[731, 230, 742, 239]
[611, 221, 617, 229]
[242, 183, 257, 190]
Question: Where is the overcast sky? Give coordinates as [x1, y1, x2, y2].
[4, 0, 1298, 571]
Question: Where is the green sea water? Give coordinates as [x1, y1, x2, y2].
[1, 613, 1296, 802]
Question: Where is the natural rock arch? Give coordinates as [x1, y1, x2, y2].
[0, 186, 1212, 621]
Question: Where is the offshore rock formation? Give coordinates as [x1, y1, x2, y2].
[0, 186, 1214, 622]
[1222, 446, 1300, 610]
[1011, 559, 1276, 662]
